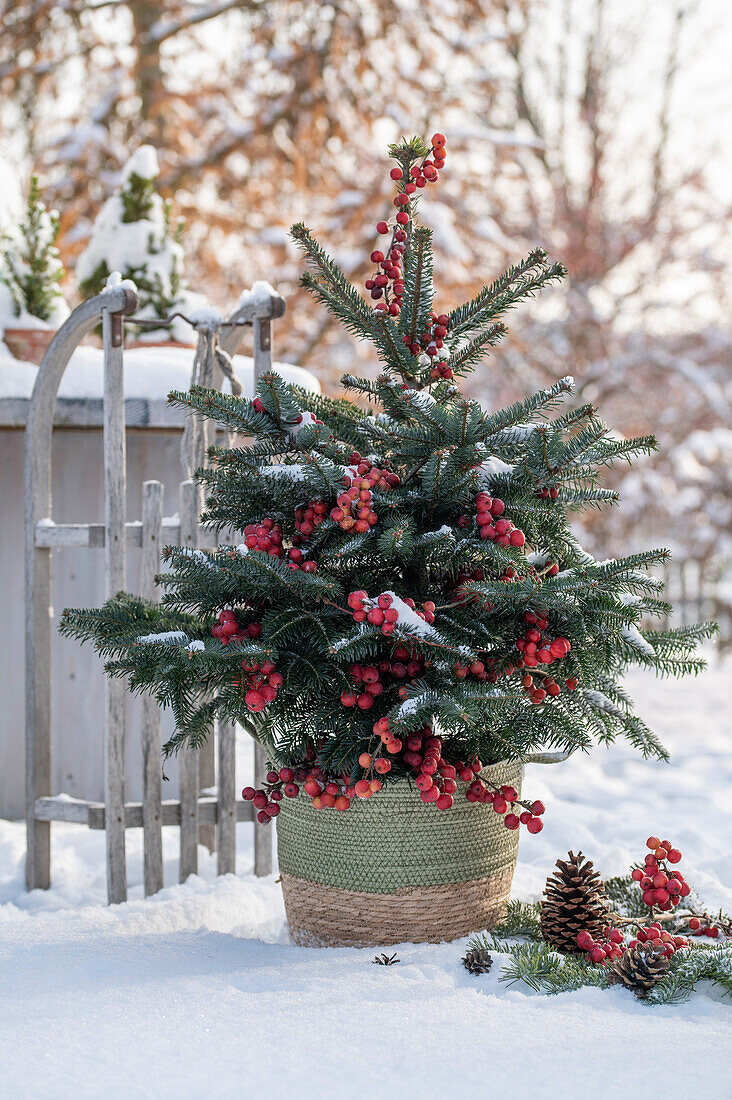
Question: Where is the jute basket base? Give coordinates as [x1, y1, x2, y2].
[282, 865, 514, 948]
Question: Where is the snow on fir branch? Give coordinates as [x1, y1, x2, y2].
[136, 630, 189, 645]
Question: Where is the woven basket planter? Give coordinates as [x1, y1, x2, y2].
[276, 758, 522, 947]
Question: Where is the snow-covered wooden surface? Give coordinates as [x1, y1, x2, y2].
[0, 341, 318, 427]
[1, 660, 729, 1098]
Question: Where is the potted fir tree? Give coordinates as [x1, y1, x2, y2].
[76, 145, 192, 345]
[61, 135, 712, 947]
[1, 176, 70, 364]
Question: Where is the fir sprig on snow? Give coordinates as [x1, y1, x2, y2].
[468, 886, 732, 1004]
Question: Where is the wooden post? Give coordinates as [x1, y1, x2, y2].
[178, 478, 200, 881]
[252, 317, 272, 385]
[199, 735, 216, 853]
[102, 304, 128, 905]
[219, 291, 285, 370]
[216, 720, 236, 875]
[253, 741, 272, 877]
[253, 313, 275, 877]
[140, 480, 164, 895]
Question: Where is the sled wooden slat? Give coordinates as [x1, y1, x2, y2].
[24, 288, 136, 893]
[140, 480, 164, 895]
[102, 305, 129, 905]
[178, 479, 200, 881]
[253, 742, 273, 877]
[217, 720, 236, 875]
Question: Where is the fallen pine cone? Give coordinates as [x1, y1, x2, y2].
[607, 944, 671, 998]
[462, 948, 493, 975]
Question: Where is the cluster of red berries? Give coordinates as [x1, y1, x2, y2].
[241, 725, 548, 829]
[573, 838, 728, 965]
[631, 836, 690, 910]
[577, 923, 690, 965]
[576, 926, 626, 963]
[211, 610, 262, 647]
[366, 134, 447, 318]
[629, 924, 690, 956]
[346, 590, 436, 636]
[242, 765, 306, 823]
[537, 485, 560, 501]
[329, 459, 398, 533]
[294, 499, 329, 540]
[242, 519, 284, 558]
[363, 728, 455, 809]
[453, 656, 514, 684]
[688, 917, 722, 938]
[515, 611, 572, 668]
[428, 357, 454, 381]
[284, 546, 317, 573]
[244, 762, 383, 818]
[520, 670, 576, 704]
[399, 309, 452, 361]
[368, 720, 545, 827]
[454, 658, 490, 682]
[465, 776, 545, 833]
[340, 653, 428, 711]
[237, 657, 284, 713]
[449, 564, 485, 599]
[470, 492, 526, 548]
[211, 612, 282, 712]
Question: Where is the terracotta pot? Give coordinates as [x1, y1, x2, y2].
[276, 759, 522, 947]
[3, 327, 55, 365]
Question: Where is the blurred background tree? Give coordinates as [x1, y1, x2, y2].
[1, 0, 730, 626]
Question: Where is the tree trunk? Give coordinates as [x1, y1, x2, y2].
[129, 0, 167, 145]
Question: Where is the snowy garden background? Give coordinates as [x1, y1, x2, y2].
[1, 2, 731, 1097]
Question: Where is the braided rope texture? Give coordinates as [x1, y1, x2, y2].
[277, 759, 522, 946]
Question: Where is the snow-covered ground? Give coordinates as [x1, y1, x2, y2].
[1, 658, 730, 1099]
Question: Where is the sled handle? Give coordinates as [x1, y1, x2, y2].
[523, 750, 572, 765]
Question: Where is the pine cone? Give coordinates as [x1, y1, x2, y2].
[540, 850, 609, 954]
[462, 948, 493, 975]
[607, 944, 671, 998]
